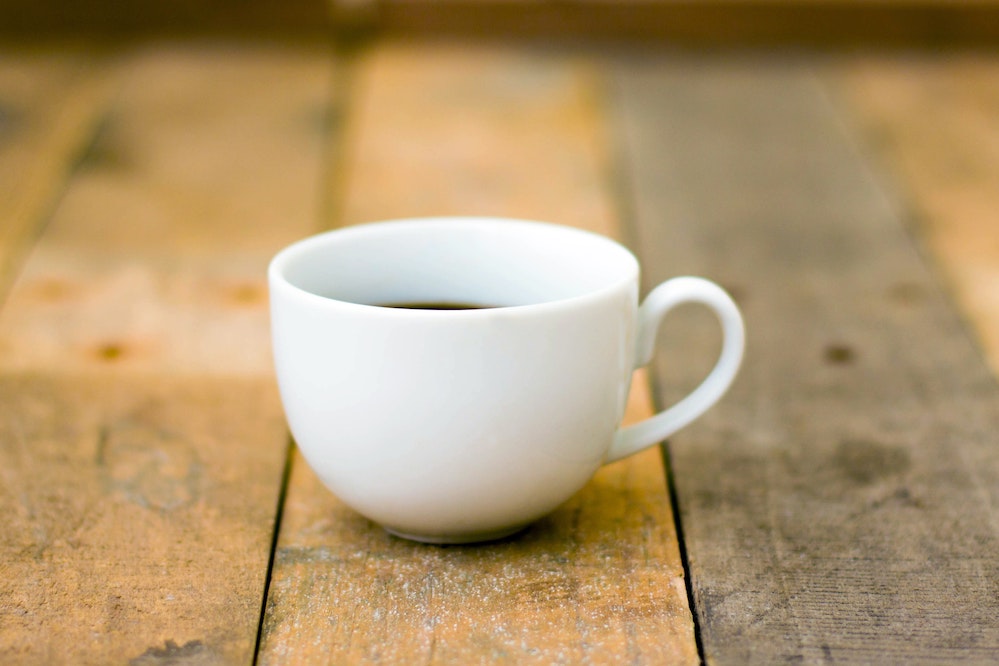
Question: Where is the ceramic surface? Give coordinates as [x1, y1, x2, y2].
[269, 218, 744, 543]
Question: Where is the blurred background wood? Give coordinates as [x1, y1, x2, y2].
[836, 57, 999, 377]
[3, 0, 999, 46]
[0, 52, 110, 298]
[365, 1, 999, 47]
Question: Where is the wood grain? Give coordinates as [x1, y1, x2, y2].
[0, 45, 332, 664]
[0, 374, 288, 664]
[833, 57, 999, 377]
[258, 42, 698, 665]
[614, 54, 999, 663]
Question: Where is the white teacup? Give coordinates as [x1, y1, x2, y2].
[269, 218, 744, 543]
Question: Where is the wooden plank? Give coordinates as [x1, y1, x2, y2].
[258, 42, 698, 664]
[0, 45, 333, 663]
[338, 44, 617, 236]
[0, 374, 289, 664]
[0, 49, 112, 299]
[832, 56, 999, 377]
[613, 55, 999, 663]
[0, 45, 332, 377]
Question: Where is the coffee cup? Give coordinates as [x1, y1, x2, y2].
[269, 217, 744, 543]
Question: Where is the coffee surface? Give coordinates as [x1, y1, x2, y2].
[378, 302, 497, 310]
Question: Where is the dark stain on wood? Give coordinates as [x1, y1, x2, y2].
[834, 438, 911, 485]
[98, 419, 203, 511]
[888, 281, 927, 306]
[96, 341, 126, 361]
[130, 639, 216, 666]
[223, 281, 265, 307]
[823, 343, 856, 365]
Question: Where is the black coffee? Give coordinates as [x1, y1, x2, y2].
[379, 302, 497, 310]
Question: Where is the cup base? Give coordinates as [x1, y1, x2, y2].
[383, 524, 529, 545]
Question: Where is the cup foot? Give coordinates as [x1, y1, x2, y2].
[383, 524, 529, 545]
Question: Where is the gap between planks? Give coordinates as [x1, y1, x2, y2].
[0, 43, 334, 664]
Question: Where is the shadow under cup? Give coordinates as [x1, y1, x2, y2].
[269, 218, 642, 544]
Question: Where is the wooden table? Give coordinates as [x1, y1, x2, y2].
[1, 38, 998, 664]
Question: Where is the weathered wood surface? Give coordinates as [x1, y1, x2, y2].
[614, 54, 999, 663]
[0, 45, 331, 664]
[5, 38, 999, 666]
[257, 42, 698, 665]
[835, 56, 999, 377]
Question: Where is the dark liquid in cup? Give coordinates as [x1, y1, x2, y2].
[379, 302, 497, 310]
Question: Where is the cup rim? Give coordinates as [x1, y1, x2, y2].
[268, 217, 640, 315]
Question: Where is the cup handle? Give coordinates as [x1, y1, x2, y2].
[605, 277, 745, 464]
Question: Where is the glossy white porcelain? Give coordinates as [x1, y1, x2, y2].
[269, 217, 744, 543]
